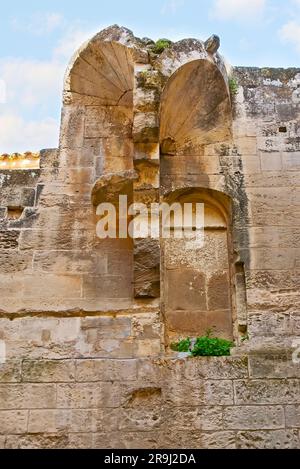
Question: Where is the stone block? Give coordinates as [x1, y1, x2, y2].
[135, 339, 162, 357]
[134, 238, 160, 298]
[285, 405, 300, 428]
[19, 228, 96, 251]
[80, 316, 132, 339]
[5, 433, 69, 449]
[76, 359, 137, 382]
[164, 406, 223, 431]
[165, 379, 234, 406]
[166, 268, 207, 311]
[223, 405, 284, 430]
[282, 151, 300, 171]
[33, 251, 108, 275]
[260, 152, 282, 171]
[234, 137, 257, 155]
[82, 275, 132, 300]
[236, 430, 299, 449]
[56, 383, 121, 408]
[166, 310, 207, 335]
[0, 230, 19, 249]
[0, 360, 22, 383]
[22, 360, 75, 383]
[22, 274, 82, 299]
[0, 384, 56, 409]
[119, 406, 162, 432]
[207, 271, 230, 311]
[249, 354, 300, 379]
[0, 410, 28, 434]
[183, 357, 248, 380]
[60, 105, 85, 149]
[28, 409, 98, 433]
[84, 106, 132, 139]
[201, 431, 236, 449]
[234, 379, 300, 405]
[133, 113, 159, 143]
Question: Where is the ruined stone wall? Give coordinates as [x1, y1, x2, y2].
[0, 26, 300, 449]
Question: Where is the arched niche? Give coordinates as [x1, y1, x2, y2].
[159, 58, 234, 343]
[60, 27, 136, 174]
[162, 189, 235, 342]
[59, 27, 138, 304]
[160, 59, 232, 156]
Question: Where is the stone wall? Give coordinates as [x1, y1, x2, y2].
[1, 354, 300, 449]
[0, 26, 300, 448]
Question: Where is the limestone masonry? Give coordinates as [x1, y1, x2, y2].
[0, 25, 300, 449]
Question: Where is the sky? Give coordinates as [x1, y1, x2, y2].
[0, 0, 300, 153]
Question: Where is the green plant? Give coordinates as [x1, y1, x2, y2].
[191, 335, 234, 357]
[229, 77, 239, 96]
[151, 38, 172, 54]
[171, 337, 191, 353]
[171, 331, 234, 357]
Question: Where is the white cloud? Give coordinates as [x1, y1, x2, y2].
[0, 59, 64, 110]
[213, 0, 266, 21]
[0, 114, 58, 153]
[0, 23, 99, 152]
[54, 26, 99, 59]
[279, 21, 300, 53]
[0, 23, 102, 153]
[12, 12, 64, 36]
[0, 80, 6, 104]
[161, 0, 185, 15]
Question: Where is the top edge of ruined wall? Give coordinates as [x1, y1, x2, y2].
[233, 66, 300, 87]
[63, 24, 228, 90]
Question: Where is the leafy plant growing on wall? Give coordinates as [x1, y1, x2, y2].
[171, 338, 191, 353]
[171, 330, 234, 357]
[229, 77, 239, 96]
[151, 38, 172, 54]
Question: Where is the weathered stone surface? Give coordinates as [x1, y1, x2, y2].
[0, 411, 28, 434]
[234, 380, 300, 405]
[223, 406, 285, 430]
[165, 379, 234, 406]
[91, 170, 138, 206]
[134, 238, 160, 298]
[249, 354, 300, 379]
[22, 360, 75, 383]
[0, 360, 22, 383]
[0, 384, 56, 409]
[56, 383, 121, 408]
[285, 405, 300, 428]
[183, 357, 249, 380]
[164, 406, 223, 431]
[236, 430, 300, 449]
[76, 359, 137, 382]
[1, 26, 300, 449]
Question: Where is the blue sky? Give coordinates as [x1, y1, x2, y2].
[0, 0, 300, 153]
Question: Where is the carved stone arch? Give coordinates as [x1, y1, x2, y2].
[160, 58, 232, 156]
[59, 26, 145, 305]
[60, 26, 139, 175]
[158, 55, 238, 344]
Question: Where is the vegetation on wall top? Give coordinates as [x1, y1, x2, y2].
[151, 38, 172, 54]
